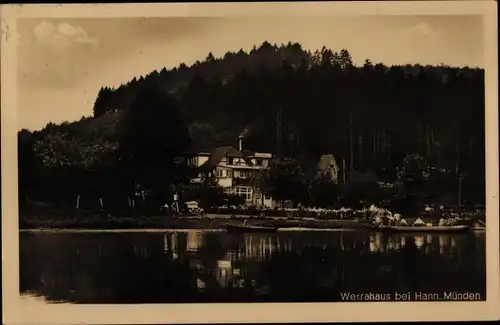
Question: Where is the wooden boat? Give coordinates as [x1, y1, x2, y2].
[470, 221, 486, 231]
[225, 223, 279, 233]
[378, 225, 470, 233]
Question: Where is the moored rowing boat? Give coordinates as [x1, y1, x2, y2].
[377, 225, 470, 233]
[225, 223, 279, 233]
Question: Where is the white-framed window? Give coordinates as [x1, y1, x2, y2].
[235, 186, 252, 201]
[216, 169, 233, 178]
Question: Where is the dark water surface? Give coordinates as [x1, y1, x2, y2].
[19, 230, 486, 303]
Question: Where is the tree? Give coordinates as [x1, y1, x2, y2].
[392, 153, 430, 216]
[309, 171, 340, 208]
[249, 169, 270, 206]
[340, 178, 384, 209]
[188, 176, 227, 208]
[260, 158, 308, 207]
[206, 52, 216, 62]
[396, 153, 429, 195]
[116, 85, 191, 207]
[33, 132, 117, 171]
[93, 87, 114, 117]
[188, 122, 218, 151]
[338, 49, 353, 69]
[18, 129, 36, 206]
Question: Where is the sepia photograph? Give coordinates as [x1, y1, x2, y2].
[1, 2, 499, 324]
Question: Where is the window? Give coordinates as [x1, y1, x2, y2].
[235, 171, 250, 178]
[256, 159, 262, 166]
[228, 158, 234, 165]
[216, 170, 223, 177]
[235, 186, 252, 201]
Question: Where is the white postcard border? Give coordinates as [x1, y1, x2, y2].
[1, 2, 499, 324]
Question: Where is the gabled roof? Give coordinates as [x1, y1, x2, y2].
[241, 149, 254, 158]
[317, 154, 339, 171]
[199, 146, 254, 169]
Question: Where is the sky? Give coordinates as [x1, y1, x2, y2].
[16, 15, 484, 131]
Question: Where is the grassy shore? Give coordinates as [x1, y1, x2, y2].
[19, 214, 371, 230]
[19, 207, 482, 231]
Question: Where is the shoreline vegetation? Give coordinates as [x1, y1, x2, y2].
[19, 216, 365, 231]
[19, 209, 484, 231]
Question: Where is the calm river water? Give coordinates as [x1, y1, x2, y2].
[19, 229, 486, 303]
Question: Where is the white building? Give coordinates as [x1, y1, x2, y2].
[187, 136, 274, 207]
[316, 154, 340, 184]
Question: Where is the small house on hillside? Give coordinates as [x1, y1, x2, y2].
[316, 154, 340, 184]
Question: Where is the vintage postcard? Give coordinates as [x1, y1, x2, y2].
[1, 1, 499, 324]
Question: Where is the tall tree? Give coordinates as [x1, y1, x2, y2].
[116, 85, 191, 206]
[261, 158, 308, 207]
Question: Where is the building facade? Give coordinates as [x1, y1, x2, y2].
[316, 154, 340, 184]
[187, 137, 274, 207]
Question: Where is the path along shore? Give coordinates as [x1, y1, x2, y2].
[19, 212, 479, 231]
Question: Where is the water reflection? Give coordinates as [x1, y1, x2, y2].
[20, 230, 485, 303]
[366, 232, 468, 256]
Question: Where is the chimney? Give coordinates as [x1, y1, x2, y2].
[238, 135, 244, 151]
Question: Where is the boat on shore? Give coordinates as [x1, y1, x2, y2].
[377, 225, 470, 233]
[470, 220, 486, 231]
[225, 223, 279, 233]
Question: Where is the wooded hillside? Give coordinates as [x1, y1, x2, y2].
[18, 41, 485, 212]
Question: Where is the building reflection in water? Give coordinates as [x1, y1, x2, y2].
[414, 235, 424, 249]
[187, 231, 203, 252]
[197, 278, 206, 292]
[163, 231, 463, 259]
[164, 232, 178, 259]
[369, 232, 382, 253]
[162, 230, 465, 294]
[216, 259, 232, 288]
[367, 232, 458, 255]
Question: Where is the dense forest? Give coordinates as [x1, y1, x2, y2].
[18, 41, 485, 216]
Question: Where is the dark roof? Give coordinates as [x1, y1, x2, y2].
[199, 146, 254, 169]
[317, 154, 339, 171]
[241, 149, 255, 158]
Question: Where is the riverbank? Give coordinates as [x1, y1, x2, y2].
[19, 214, 370, 230]
[19, 208, 483, 231]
